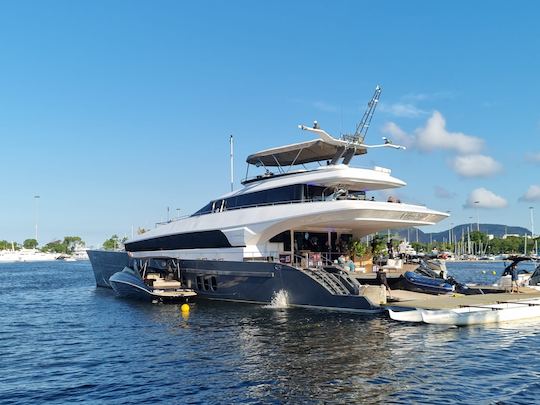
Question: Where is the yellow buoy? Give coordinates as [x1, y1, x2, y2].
[492, 271, 497, 275]
[181, 303, 190, 312]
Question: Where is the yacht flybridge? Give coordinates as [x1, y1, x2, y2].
[88, 87, 449, 312]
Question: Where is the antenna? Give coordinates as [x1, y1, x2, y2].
[230, 135, 234, 192]
[342, 85, 382, 144]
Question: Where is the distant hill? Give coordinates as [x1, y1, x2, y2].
[393, 224, 531, 243]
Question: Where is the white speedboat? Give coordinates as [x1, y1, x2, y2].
[0, 249, 60, 263]
[88, 87, 449, 312]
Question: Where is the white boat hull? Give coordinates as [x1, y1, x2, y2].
[392, 299, 540, 326]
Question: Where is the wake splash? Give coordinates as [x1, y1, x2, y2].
[264, 289, 289, 309]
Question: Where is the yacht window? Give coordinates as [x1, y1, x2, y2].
[203, 277, 210, 291]
[193, 201, 213, 216]
[230, 184, 303, 209]
[304, 185, 326, 201]
[196, 276, 203, 290]
[210, 276, 217, 291]
[192, 183, 333, 217]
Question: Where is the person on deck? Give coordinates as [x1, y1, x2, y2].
[511, 263, 519, 293]
[387, 239, 394, 259]
[376, 268, 392, 297]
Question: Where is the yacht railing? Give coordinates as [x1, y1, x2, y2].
[155, 194, 420, 226]
[187, 195, 386, 219]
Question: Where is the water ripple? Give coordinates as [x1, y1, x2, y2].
[1, 261, 540, 403]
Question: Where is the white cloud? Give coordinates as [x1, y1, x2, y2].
[519, 185, 540, 202]
[381, 122, 415, 148]
[464, 188, 508, 209]
[415, 111, 484, 154]
[526, 152, 540, 164]
[402, 91, 456, 102]
[379, 102, 428, 118]
[312, 101, 339, 113]
[451, 154, 502, 177]
[434, 186, 457, 199]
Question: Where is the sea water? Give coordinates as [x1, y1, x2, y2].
[1, 261, 539, 404]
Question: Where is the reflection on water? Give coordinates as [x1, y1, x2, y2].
[1, 261, 540, 404]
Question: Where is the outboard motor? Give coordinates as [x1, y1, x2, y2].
[416, 259, 444, 279]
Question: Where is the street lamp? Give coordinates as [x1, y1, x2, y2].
[34, 195, 40, 243]
[176, 208, 181, 220]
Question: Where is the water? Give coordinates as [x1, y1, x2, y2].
[1, 261, 540, 404]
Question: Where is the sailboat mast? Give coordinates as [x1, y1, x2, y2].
[230, 135, 234, 192]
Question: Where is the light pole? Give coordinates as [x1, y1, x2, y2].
[34, 195, 40, 244]
[176, 208, 181, 220]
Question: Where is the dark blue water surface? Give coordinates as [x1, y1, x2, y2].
[1, 261, 540, 404]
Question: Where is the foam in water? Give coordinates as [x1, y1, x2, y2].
[264, 289, 289, 308]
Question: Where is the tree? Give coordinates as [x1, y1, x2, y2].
[23, 239, 38, 249]
[41, 236, 85, 254]
[348, 239, 368, 260]
[103, 234, 121, 250]
[42, 240, 67, 253]
[63, 236, 83, 253]
[0, 240, 18, 250]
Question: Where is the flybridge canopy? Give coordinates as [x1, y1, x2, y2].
[246, 138, 368, 167]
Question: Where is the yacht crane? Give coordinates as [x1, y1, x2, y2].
[343, 85, 382, 144]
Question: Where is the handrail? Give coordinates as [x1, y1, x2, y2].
[187, 196, 388, 219]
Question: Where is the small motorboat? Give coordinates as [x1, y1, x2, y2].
[400, 271, 455, 295]
[529, 261, 540, 288]
[109, 257, 196, 303]
[494, 256, 538, 290]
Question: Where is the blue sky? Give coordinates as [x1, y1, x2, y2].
[1, 1, 539, 247]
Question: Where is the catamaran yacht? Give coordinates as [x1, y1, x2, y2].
[88, 87, 449, 312]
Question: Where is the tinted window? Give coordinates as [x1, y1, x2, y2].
[193, 202, 213, 216]
[304, 185, 327, 201]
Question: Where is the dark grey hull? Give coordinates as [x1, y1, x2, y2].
[87, 250, 381, 313]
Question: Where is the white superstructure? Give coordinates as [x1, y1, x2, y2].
[125, 122, 448, 262]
